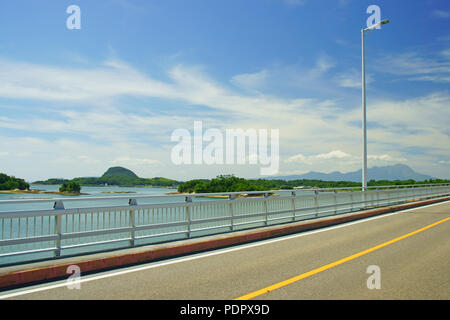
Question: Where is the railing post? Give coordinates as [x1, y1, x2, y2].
[229, 194, 235, 231]
[314, 190, 319, 217]
[350, 190, 354, 212]
[185, 196, 192, 238]
[376, 188, 380, 207]
[53, 200, 64, 258]
[128, 198, 137, 247]
[333, 189, 337, 214]
[291, 191, 296, 221]
[264, 193, 269, 226]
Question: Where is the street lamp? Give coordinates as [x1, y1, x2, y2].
[361, 19, 390, 191]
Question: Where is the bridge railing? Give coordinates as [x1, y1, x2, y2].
[0, 184, 449, 265]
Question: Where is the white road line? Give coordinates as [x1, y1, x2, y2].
[1, 199, 448, 299]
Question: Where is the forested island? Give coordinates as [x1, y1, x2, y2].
[34, 167, 180, 188]
[0, 173, 30, 191]
[2, 166, 449, 196]
[177, 174, 450, 194]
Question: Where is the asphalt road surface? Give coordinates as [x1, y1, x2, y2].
[1, 200, 449, 300]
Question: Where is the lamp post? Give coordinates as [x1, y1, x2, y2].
[361, 19, 390, 191]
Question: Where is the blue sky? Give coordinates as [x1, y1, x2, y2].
[0, 0, 449, 181]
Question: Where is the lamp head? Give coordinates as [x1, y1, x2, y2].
[363, 19, 390, 32]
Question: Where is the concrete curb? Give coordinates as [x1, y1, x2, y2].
[1, 196, 449, 290]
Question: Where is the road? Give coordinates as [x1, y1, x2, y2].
[1, 200, 449, 300]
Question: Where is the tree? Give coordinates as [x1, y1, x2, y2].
[0, 173, 30, 190]
[59, 181, 81, 193]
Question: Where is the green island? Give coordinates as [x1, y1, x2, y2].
[34, 167, 180, 188]
[1, 166, 449, 197]
[0, 173, 30, 191]
[176, 174, 450, 195]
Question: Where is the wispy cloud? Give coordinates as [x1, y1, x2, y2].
[1, 56, 449, 180]
[283, 0, 306, 6]
[335, 68, 374, 88]
[433, 10, 450, 19]
[375, 51, 450, 83]
[230, 69, 269, 91]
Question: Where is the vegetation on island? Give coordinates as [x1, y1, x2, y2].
[34, 167, 180, 188]
[178, 175, 268, 193]
[19, 165, 450, 194]
[0, 173, 30, 191]
[177, 175, 450, 194]
[59, 181, 81, 193]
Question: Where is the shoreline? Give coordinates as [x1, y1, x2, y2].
[0, 189, 89, 196]
[166, 192, 278, 198]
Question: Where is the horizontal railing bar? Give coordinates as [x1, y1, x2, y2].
[61, 238, 131, 250]
[60, 227, 134, 240]
[0, 234, 58, 246]
[1, 191, 447, 245]
[0, 247, 57, 258]
[1, 183, 448, 205]
[135, 221, 187, 231]
[1, 187, 447, 218]
[0, 186, 448, 263]
[135, 230, 189, 241]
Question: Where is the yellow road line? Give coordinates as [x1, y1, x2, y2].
[235, 216, 450, 300]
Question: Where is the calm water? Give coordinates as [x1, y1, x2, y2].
[0, 185, 184, 212]
[0, 185, 301, 212]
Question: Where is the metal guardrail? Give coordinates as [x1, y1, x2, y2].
[0, 184, 449, 264]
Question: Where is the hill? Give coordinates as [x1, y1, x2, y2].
[101, 166, 138, 178]
[270, 164, 433, 182]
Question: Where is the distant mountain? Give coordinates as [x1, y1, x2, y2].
[271, 164, 433, 182]
[101, 166, 139, 178]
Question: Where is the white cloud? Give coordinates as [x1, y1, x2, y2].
[376, 52, 450, 83]
[110, 157, 161, 166]
[285, 153, 308, 164]
[335, 69, 374, 88]
[368, 154, 407, 162]
[309, 54, 335, 78]
[230, 70, 268, 91]
[433, 10, 450, 19]
[1, 57, 449, 180]
[283, 0, 306, 6]
[316, 150, 351, 159]
[285, 150, 352, 163]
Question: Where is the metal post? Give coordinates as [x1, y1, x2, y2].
[362, 29, 367, 192]
[229, 194, 235, 231]
[291, 191, 296, 221]
[350, 190, 354, 212]
[128, 198, 137, 247]
[263, 193, 269, 226]
[376, 188, 380, 207]
[53, 200, 64, 257]
[185, 196, 192, 238]
[314, 190, 319, 217]
[333, 189, 337, 214]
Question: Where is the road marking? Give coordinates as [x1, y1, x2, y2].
[0, 200, 448, 299]
[235, 216, 450, 300]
